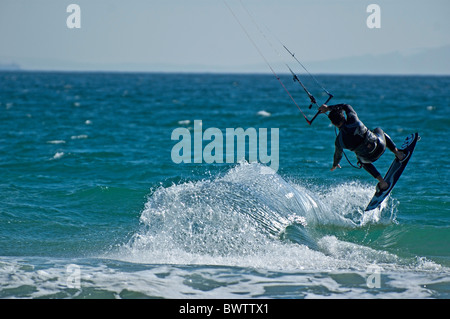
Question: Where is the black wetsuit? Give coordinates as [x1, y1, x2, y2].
[329, 104, 398, 179]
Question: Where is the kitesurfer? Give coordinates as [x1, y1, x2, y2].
[319, 104, 406, 192]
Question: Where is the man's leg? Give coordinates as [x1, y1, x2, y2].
[361, 162, 389, 191]
[384, 133, 406, 161]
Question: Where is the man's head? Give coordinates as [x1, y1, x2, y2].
[328, 109, 345, 127]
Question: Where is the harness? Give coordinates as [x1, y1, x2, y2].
[337, 120, 384, 167]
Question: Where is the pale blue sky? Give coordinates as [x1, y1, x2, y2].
[0, 0, 448, 73]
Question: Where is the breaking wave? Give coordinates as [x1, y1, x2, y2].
[113, 162, 408, 271]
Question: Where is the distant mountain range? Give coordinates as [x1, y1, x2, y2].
[306, 45, 450, 75]
[0, 62, 21, 71]
[1, 45, 448, 75]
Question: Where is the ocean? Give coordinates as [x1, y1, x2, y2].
[0, 71, 449, 299]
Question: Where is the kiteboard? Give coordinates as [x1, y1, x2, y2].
[365, 132, 419, 211]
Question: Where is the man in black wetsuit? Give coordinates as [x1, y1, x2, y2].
[318, 104, 406, 192]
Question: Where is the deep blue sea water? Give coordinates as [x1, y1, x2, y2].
[0, 71, 449, 298]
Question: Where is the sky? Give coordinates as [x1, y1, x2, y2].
[0, 0, 449, 73]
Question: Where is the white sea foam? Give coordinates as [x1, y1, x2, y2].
[178, 120, 191, 125]
[71, 134, 88, 139]
[0, 254, 447, 299]
[53, 152, 64, 159]
[47, 140, 66, 144]
[257, 110, 271, 117]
